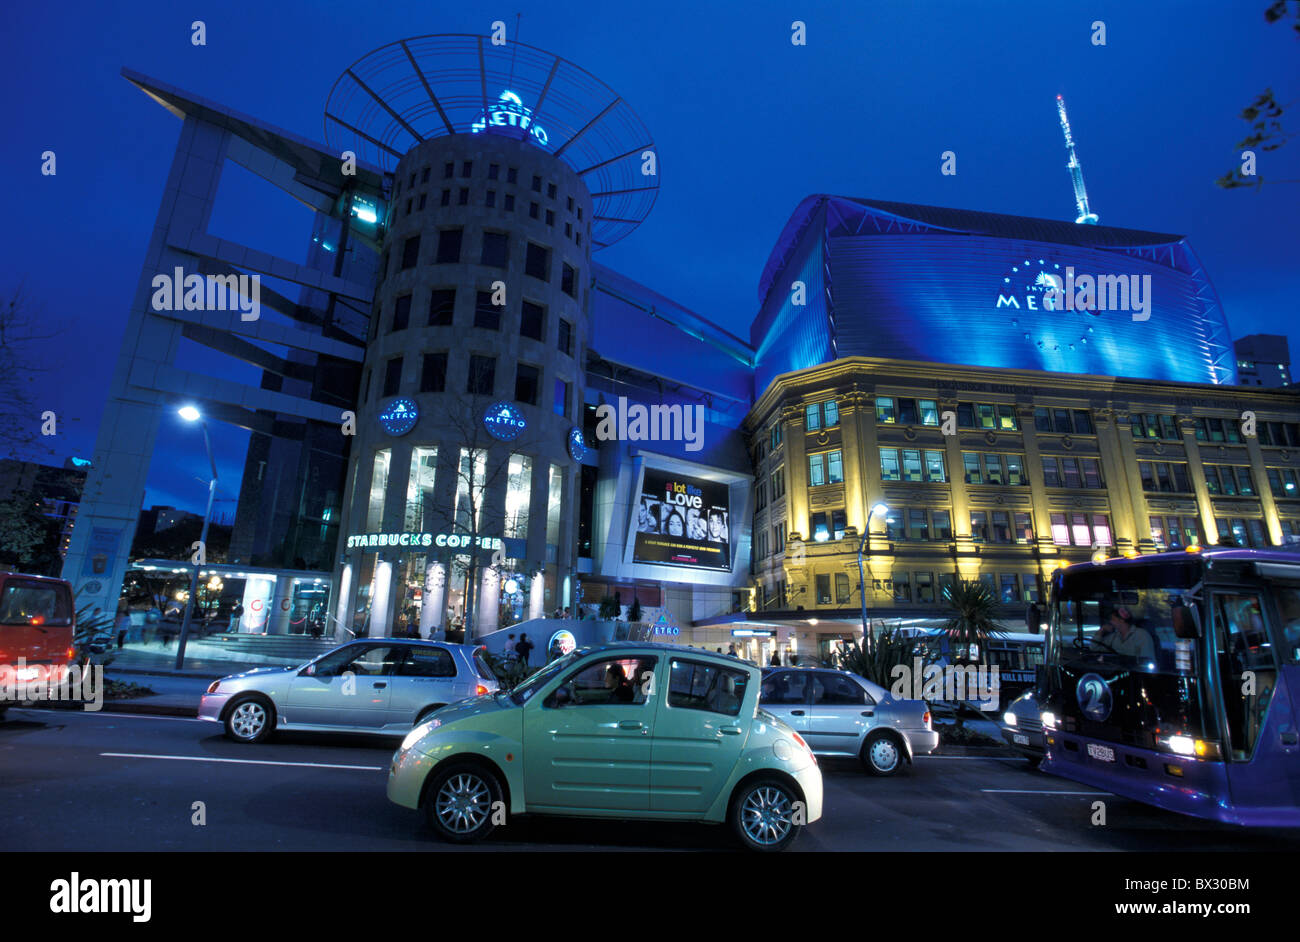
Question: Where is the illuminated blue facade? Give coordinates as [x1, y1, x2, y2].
[751, 196, 1238, 395]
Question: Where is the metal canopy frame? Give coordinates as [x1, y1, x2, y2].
[324, 34, 659, 249]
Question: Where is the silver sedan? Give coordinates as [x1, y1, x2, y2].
[759, 667, 939, 775]
[198, 639, 499, 743]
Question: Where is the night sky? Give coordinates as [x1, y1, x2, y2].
[5, 0, 1297, 516]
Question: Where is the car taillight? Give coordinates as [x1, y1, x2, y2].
[923, 711, 931, 728]
[475, 683, 489, 696]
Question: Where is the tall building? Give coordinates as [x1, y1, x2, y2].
[1235, 334, 1292, 388]
[65, 36, 1300, 654]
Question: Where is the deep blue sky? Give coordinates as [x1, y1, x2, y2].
[4, 0, 1297, 515]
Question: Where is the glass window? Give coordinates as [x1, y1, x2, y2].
[916, 572, 935, 603]
[458, 188, 469, 206]
[420, 352, 447, 393]
[366, 449, 391, 530]
[1006, 454, 1025, 486]
[933, 510, 952, 541]
[558, 656, 657, 707]
[1014, 512, 1033, 544]
[992, 511, 1011, 543]
[899, 398, 919, 425]
[1072, 410, 1094, 435]
[957, 402, 975, 428]
[813, 672, 868, 706]
[835, 573, 850, 605]
[520, 301, 545, 341]
[1082, 458, 1103, 488]
[963, 452, 982, 484]
[880, 448, 900, 482]
[428, 288, 455, 326]
[1000, 574, 1019, 603]
[382, 357, 402, 397]
[816, 574, 831, 604]
[919, 400, 939, 426]
[504, 454, 533, 539]
[1042, 457, 1060, 488]
[901, 449, 923, 482]
[515, 363, 540, 405]
[562, 263, 577, 298]
[893, 572, 911, 602]
[971, 511, 988, 542]
[1071, 513, 1090, 546]
[558, 318, 573, 356]
[467, 355, 495, 396]
[925, 450, 946, 483]
[1034, 407, 1052, 432]
[474, 291, 501, 330]
[1092, 515, 1112, 546]
[391, 294, 411, 332]
[1061, 457, 1082, 489]
[1159, 414, 1179, 440]
[440, 189, 450, 207]
[1050, 512, 1070, 545]
[808, 453, 825, 487]
[1053, 409, 1072, 434]
[978, 404, 996, 429]
[998, 405, 1018, 431]
[806, 403, 821, 431]
[1149, 515, 1166, 548]
[436, 228, 462, 263]
[832, 509, 847, 541]
[525, 243, 550, 281]
[481, 231, 508, 267]
[827, 450, 844, 484]
[824, 400, 839, 427]
[400, 236, 420, 269]
[546, 464, 563, 552]
[811, 512, 829, 542]
[1236, 467, 1255, 496]
[405, 447, 438, 531]
[875, 397, 896, 424]
[1213, 593, 1277, 757]
[760, 671, 811, 706]
[985, 453, 1004, 486]
[553, 379, 570, 419]
[907, 508, 928, 541]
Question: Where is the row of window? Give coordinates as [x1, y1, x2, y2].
[390, 231, 575, 288]
[388, 288, 575, 350]
[368, 353, 573, 419]
[397, 187, 587, 244]
[811, 571, 1042, 606]
[1203, 464, 1257, 497]
[395, 161, 582, 216]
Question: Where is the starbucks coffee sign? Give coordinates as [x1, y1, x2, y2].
[346, 531, 503, 552]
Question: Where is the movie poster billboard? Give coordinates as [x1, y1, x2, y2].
[633, 469, 730, 570]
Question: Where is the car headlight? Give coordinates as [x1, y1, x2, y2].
[1003, 711, 1017, 727]
[1040, 710, 1057, 730]
[400, 717, 440, 752]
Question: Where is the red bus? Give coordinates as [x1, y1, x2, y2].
[0, 571, 77, 719]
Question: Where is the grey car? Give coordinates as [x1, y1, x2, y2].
[998, 688, 1045, 765]
[759, 667, 938, 775]
[199, 639, 499, 743]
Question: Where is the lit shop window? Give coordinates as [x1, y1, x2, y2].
[546, 464, 563, 554]
[505, 454, 533, 540]
[404, 447, 438, 531]
[366, 449, 391, 531]
[455, 448, 487, 531]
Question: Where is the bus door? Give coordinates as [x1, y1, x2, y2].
[1209, 588, 1300, 815]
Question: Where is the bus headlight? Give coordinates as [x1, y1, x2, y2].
[1040, 711, 1058, 730]
[1156, 734, 1221, 760]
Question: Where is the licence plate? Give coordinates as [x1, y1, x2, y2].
[1086, 742, 1116, 763]
[1013, 733, 1030, 746]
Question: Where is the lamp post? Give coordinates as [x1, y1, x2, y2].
[857, 502, 889, 656]
[175, 405, 218, 671]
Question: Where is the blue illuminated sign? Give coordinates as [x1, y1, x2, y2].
[483, 402, 526, 441]
[567, 427, 586, 461]
[378, 398, 419, 436]
[471, 91, 549, 147]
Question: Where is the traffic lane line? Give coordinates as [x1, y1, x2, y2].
[981, 788, 1112, 796]
[10, 708, 204, 722]
[100, 752, 385, 771]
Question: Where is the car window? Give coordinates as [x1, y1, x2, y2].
[0, 580, 73, 626]
[812, 673, 869, 706]
[345, 645, 401, 676]
[668, 660, 749, 717]
[760, 671, 810, 705]
[396, 646, 457, 678]
[556, 656, 656, 706]
[472, 648, 496, 680]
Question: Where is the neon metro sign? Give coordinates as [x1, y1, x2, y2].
[471, 91, 550, 147]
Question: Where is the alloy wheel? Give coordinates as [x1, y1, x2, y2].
[740, 784, 795, 846]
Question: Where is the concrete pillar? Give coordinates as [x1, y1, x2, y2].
[267, 577, 293, 635]
[1244, 433, 1284, 545]
[334, 563, 353, 642]
[420, 561, 446, 637]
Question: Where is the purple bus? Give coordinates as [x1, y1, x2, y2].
[1040, 547, 1300, 827]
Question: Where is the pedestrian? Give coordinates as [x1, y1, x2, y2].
[516, 632, 534, 665]
[114, 605, 130, 650]
[230, 602, 244, 633]
[790, 652, 799, 666]
[505, 633, 517, 659]
[769, 651, 781, 667]
[727, 643, 738, 657]
[716, 647, 723, 653]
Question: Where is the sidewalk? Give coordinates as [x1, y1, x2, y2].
[108, 641, 303, 677]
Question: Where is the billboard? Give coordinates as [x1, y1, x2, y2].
[633, 469, 730, 570]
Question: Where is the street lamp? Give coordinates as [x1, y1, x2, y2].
[175, 405, 218, 670]
[857, 502, 889, 655]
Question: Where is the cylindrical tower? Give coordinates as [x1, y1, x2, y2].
[323, 35, 657, 639]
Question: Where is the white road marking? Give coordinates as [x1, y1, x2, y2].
[914, 754, 1010, 759]
[982, 788, 1111, 796]
[101, 752, 384, 771]
[12, 709, 203, 723]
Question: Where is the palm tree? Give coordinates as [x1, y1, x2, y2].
[940, 579, 1006, 666]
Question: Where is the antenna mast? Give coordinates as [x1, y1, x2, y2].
[1056, 95, 1098, 225]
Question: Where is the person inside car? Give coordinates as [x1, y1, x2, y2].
[605, 663, 635, 703]
[1095, 605, 1155, 661]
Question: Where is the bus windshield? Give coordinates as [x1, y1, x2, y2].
[1050, 560, 1202, 676]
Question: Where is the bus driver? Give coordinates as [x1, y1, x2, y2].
[1095, 605, 1156, 661]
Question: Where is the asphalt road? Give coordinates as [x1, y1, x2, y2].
[4, 707, 1298, 852]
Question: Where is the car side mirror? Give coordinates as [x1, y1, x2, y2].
[546, 686, 572, 708]
[1172, 606, 1200, 639]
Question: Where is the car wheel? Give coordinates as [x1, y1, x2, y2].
[415, 704, 445, 725]
[422, 762, 503, 843]
[224, 695, 275, 744]
[861, 732, 903, 776]
[729, 776, 803, 852]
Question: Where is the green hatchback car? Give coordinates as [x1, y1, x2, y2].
[387, 642, 823, 850]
